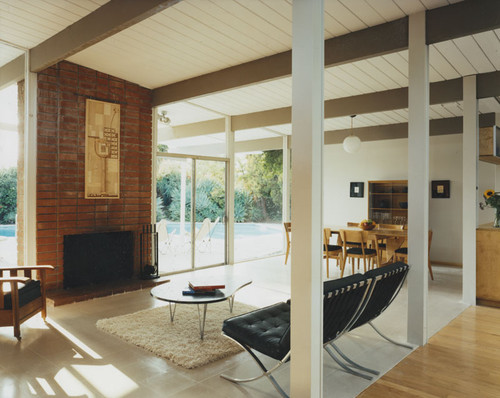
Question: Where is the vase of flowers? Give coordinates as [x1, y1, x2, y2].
[480, 189, 500, 227]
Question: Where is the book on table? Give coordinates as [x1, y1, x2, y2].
[188, 281, 225, 291]
[182, 288, 218, 296]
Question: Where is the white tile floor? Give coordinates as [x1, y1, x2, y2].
[0, 257, 467, 398]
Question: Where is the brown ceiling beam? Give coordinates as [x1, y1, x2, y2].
[427, 0, 500, 44]
[324, 113, 496, 145]
[0, 54, 24, 90]
[165, 71, 500, 135]
[30, 0, 181, 73]
[152, 0, 500, 106]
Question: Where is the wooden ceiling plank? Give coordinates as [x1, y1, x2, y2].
[153, 0, 500, 105]
[473, 31, 500, 71]
[453, 36, 495, 74]
[30, 0, 182, 72]
[429, 45, 461, 80]
[339, 0, 386, 27]
[433, 41, 476, 76]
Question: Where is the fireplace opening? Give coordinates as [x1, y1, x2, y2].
[63, 231, 134, 289]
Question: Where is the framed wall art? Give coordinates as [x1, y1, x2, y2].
[85, 99, 121, 199]
[350, 182, 364, 198]
[431, 180, 450, 198]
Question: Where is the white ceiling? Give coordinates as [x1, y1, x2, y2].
[2, 0, 499, 148]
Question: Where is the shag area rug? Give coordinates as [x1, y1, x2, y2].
[96, 301, 256, 369]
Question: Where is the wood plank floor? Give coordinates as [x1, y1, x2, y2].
[358, 306, 500, 398]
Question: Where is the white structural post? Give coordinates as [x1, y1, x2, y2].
[291, 0, 324, 396]
[282, 135, 291, 223]
[462, 75, 478, 305]
[24, 60, 37, 267]
[226, 116, 235, 265]
[407, 11, 429, 346]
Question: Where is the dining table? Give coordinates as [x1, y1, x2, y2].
[326, 224, 407, 264]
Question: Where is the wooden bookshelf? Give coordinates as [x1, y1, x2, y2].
[368, 180, 408, 225]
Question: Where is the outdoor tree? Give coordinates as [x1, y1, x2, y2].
[0, 167, 17, 224]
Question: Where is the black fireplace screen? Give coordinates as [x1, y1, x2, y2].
[63, 231, 134, 289]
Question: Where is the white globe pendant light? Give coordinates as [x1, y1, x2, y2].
[343, 115, 361, 153]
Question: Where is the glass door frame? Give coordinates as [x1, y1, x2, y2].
[155, 152, 230, 273]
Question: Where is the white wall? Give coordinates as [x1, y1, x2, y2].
[323, 134, 468, 265]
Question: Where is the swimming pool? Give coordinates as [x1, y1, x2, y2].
[166, 222, 282, 240]
[0, 225, 16, 237]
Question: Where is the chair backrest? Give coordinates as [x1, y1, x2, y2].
[351, 262, 410, 330]
[323, 228, 331, 252]
[195, 218, 211, 241]
[283, 222, 291, 241]
[209, 217, 220, 238]
[322, 273, 372, 344]
[339, 229, 366, 247]
[347, 222, 359, 227]
[157, 219, 168, 242]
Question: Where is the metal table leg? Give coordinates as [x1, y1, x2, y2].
[197, 303, 208, 340]
[168, 302, 176, 322]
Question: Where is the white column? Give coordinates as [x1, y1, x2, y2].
[462, 75, 478, 305]
[291, 0, 324, 397]
[282, 135, 291, 223]
[24, 64, 37, 266]
[151, 109, 158, 224]
[225, 116, 235, 265]
[407, 11, 429, 346]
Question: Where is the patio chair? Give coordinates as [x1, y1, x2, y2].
[0, 264, 54, 339]
[157, 219, 176, 254]
[206, 216, 220, 251]
[195, 218, 212, 252]
[220, 272, 373, 397]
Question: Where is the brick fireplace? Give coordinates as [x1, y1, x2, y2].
[36, 61, 153, 290]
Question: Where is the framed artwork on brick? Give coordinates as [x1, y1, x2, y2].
[431, 180, 450, 198]
[85, 99, 121, 199]
[350, 182, 364, 198]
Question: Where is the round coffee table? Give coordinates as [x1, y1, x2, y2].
[150, 275, 252, 339]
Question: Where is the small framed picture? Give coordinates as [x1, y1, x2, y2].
[431, 180, 450, 198]
[350, 182, 364, 198]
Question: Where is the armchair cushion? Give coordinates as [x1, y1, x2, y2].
[324, 273, 366, 294]
[222, 302, 290, 361]
[3, 280, 41, 310]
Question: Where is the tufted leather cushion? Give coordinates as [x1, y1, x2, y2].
[223, 302, 290, 361]
[3, 280, 41, 310]
[346, 247, 377, 255]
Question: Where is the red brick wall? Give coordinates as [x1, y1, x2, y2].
[37, 61, 152, 290]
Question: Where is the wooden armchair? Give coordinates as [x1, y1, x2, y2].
[0, 265, 54, 339]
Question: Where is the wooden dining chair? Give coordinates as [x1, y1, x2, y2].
[394, 230, 434, 280]
[283, 222, 292, 265]
[340, 229, 381, 275]
[323, 228, 343, 278]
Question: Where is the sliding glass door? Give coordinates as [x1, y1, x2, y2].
[156, 154, 227, 274]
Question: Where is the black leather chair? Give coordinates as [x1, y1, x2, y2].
[220, 262, 411, 397]
[221, 272, 372, 398]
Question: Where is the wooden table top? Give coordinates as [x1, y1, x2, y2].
[326, 225, 407, 237]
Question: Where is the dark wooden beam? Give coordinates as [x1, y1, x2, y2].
[427, 0, 500, 44]
[324, 113, 496, 145]
[30, 0, 181, 72]
[0, 55, 24, 90]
